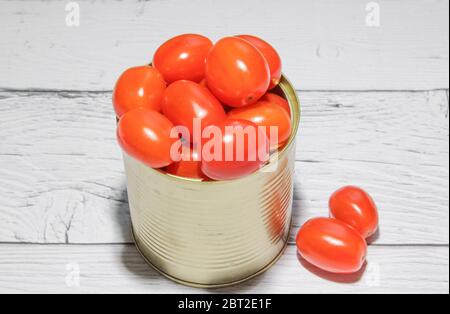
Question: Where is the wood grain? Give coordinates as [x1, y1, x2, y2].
[0, 0, 448, 91]
[0, 244, 447, 294]
[0, 90, 448, 244]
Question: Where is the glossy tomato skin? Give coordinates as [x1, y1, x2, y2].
[117, 108, 179, 169]
[161, 80, 226, 143]
[329, 186, 379, 238]
[237, 35, 282, 89]
[261, 93, 291, 117]
[200, 119, 270, 181]
[199, 78, 208, 88]
[228, 101, 292, 149]
[206, 37, 270, 108]
[166, 144, 208, 180]
[113, 66, 166, 118]
[296, 218, 367, 274]
[153, 34, 213, 84]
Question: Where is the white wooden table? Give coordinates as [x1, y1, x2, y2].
[0, 0, 448, 294]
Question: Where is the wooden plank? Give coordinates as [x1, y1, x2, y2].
[0, 90, 447, 244]
[0, 244, 447, 294]
[0, 0, 448, 91]
[292, 90, 450, 245]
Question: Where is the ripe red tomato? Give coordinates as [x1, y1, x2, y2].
[227, 101, 292, 149]
[113, 66, 166, 118]
[329, 186, 379, 238]
[261, 93, 291, 117]
[237, 35, 282, 89]
[296, 218, 367, 274]
[117, 108, 179, 169]
[205, 37, 270, 108]
[166, 144, 208, 180]
[161, 80, 226, 142]
[153, 34, 213, 84]
[200, 119, 270, 181]
[199, 78, 208, 88]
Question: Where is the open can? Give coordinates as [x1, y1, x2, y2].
[123, 75, 300, 288]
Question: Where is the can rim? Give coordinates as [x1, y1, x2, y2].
[131, 74, 301, 185]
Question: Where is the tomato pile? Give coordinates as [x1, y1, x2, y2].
[296, 186, 380, 274]
[113, 34, 291, 181]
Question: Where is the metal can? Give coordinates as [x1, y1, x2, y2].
[123, 75, 300, 288]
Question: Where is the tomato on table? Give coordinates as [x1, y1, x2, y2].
[117, 108, 180, 169]
[166, 143, 208, 180]
[329, 186, 379, 239]
[296, 218, 368, 274]
[113, 66, 166, 118]
[206, 37, 270, 108]
[161, 80, 226, 143]
[153, 34, 213, 84]
[200, 119, 270, 181]
[261, 93, 291, 117]
[236, 35, 282, 90]
[228, 100, 292, 149]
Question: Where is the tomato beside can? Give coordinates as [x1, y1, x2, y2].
[329, 186, 379, 239]
[296, 218, 368, 274]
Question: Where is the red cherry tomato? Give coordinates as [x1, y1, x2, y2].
[199, 78, 208, 88]
[113, 66, 166, 118]
[261, 93, 291, 117]
[161, 80, 226, 143]
[329, 186, 379, 239]
[227, 101, 292, 149]
[166, 144, 208, 180]
[200, 119, 270, 181]
[296, 218, 367, 274]
[153, 34, 213, 84]
[237, 35, 282, 89]
[117, 108, 179, 169]
[205, 37, 270, 108]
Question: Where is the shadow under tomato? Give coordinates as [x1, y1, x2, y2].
[297, 252, 367, 284]
[367, 228, 380, 245]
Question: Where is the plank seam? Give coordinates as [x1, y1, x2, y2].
[0, 242, 447, 247]
[0, 89, 449, 94]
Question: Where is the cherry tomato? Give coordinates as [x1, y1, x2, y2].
[161, 80, 226, 143]
[200, 119, 270, 181]
[113, 66, 166, 118]
[166, 144, 208, 180]
[237, 35, 282, 89]
[117, 108, 179, 169]
[205, 37, 270, 108]
[199, 78, 208, 88]
[261, 93, 291, 117]
[296, 218, 367, 274]
[153, 34, 213, 84]
[329, 186, 379, 239]
[227, 101, 292, 149]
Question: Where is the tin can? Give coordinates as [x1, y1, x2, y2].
[123, 75, 300, 288]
